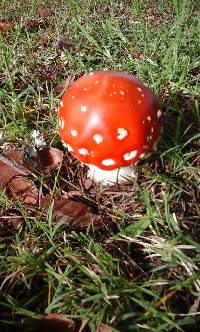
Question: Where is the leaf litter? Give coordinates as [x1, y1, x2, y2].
[0, 146, 103, 232]
[0, 4, 52, 34]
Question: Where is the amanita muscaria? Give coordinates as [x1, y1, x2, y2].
[58, 71, 163, 183]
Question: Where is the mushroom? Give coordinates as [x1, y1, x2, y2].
[58, 71, 163, 184]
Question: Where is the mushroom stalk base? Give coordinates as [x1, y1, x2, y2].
[87, 164, 135, 185]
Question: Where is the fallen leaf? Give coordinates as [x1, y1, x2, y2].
[7, 176, 38, 204]
[0, 150, 38, 204]
[0, 153, 30, 190]
[3, 147, 63, 174]
[38, 313, 75, 332]
[2, 148, 25, 164]
[54, 199, 93, 227]
[0, 147, 62, 204]
[41, 196, 101, 228]
[0, 20, 13, 32]
[36, 147, 63, 172]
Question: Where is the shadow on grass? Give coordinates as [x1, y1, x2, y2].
[161, 91, 199, 151]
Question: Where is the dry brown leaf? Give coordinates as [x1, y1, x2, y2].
[2, 148, 25, 164]
[41, 196, 101, 228]
[54, 199, 100, 227]
[3, 147, 63, 174]
[0, 153, 30, 190]
[0, 147, 62, 203]
[38, 313, 76, 332]
[0, 20, 13, 32]
[7, 176, 38, 204]
[0, 151, 38, 204]
[37, 147, 63, 172]
[55, 199, 92, 226]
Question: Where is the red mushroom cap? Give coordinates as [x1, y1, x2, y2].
[58, 71, 163, 170]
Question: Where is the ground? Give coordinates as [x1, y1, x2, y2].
[0, 0, 200, 331]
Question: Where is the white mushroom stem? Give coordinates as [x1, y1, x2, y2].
[87, 164, 136, 184]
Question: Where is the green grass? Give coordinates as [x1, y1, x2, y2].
[0, 0, 200, 331]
